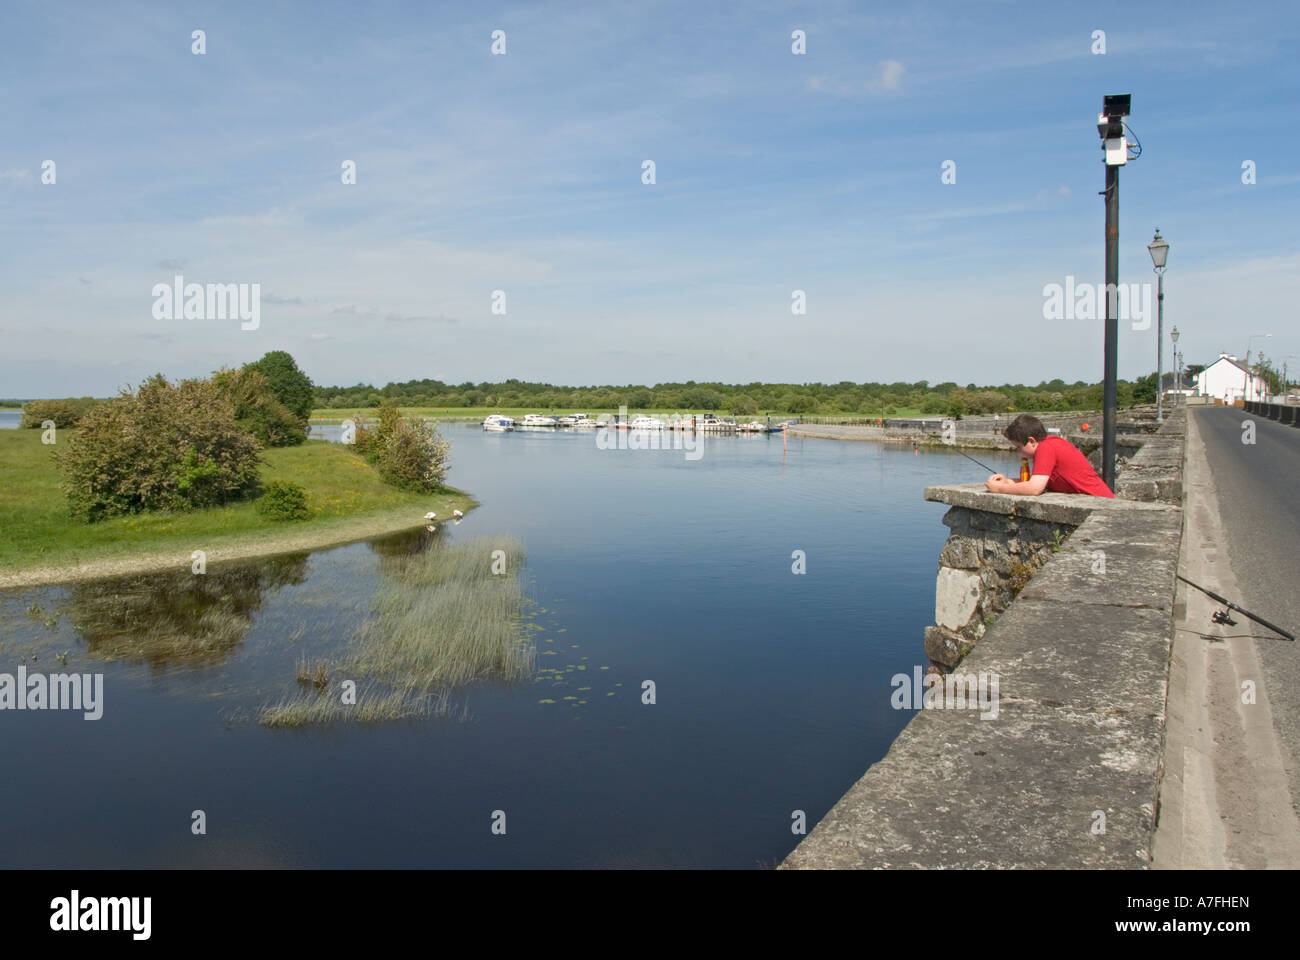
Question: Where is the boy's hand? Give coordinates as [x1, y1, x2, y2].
[986, 474, 1008, 492]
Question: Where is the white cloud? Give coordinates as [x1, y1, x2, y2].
[867, 60, 905, 95]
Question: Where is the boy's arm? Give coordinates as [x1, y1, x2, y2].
[986, 474, 1049, 495]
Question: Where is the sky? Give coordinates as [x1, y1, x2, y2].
[2, 0, 1298, 398]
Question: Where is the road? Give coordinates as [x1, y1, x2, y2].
[1159, 406, 1300, 867]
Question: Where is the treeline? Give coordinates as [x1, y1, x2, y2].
[315, 376, 1164, 416]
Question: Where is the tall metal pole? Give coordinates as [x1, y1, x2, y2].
[1103, 164, 1119, 489]
[1155, 269, 1164, 422]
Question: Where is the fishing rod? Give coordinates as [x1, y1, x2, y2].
[1176, 574, 1295, 641]
[954, 450, 999, 474]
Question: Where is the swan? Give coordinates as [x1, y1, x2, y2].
[452, 509, 463, 518]
[423, 512, 437, 520]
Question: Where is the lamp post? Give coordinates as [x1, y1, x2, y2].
[1097, 94, 1131, 490]
[1170, 325, 1180, 405]
[1148, 230, 1169, 421]
[1245, 333, 1272, 404]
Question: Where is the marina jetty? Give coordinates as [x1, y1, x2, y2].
[783, 409, 1186, 869]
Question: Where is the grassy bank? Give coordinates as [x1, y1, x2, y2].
[311, 406, 926, 423]
[0, 430, 475, 587]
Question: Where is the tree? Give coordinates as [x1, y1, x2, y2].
[245, 351, 314, 426]
[1131, 371, 1157, 404]
[212, 366, 306, 446]
[731, 394, 758, 416]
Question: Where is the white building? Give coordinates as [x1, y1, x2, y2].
[1195, 353, 1267, 404]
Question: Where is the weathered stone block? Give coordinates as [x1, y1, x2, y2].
[935, 567, 982, 631]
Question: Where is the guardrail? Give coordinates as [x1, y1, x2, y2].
[1244, 400, 1300, 426]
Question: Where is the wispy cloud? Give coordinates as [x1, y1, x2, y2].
[866, 59, 906, 95]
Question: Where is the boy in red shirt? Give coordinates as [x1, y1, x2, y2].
[985, 414, 1114, 497]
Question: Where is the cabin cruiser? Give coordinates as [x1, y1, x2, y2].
[483, 414, 515, 431]
[522, 414, 558, 427]
[628, 415, 665, 430]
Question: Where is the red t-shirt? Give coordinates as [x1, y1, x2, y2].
[1031, 436, 1114, 497]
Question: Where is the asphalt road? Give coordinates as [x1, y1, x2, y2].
[1193, 406, 1300, 813]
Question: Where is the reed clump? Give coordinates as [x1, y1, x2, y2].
[259, 537, 532, 726]
[355, 537, 532, 688]
[259, 682, 445, 727]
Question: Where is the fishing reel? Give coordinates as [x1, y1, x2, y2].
[1211, 609, 1237, 627]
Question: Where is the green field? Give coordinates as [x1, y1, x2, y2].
[310, 406, 926, 423]
[0, 430, 475, 576]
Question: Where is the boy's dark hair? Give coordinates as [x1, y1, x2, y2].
[1002, 413, 1047, 445]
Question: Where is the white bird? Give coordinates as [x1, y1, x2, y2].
[423, 512, 437, 520]
[452, 509, 463, 518]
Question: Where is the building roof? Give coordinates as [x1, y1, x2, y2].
[1204, 354, 1251, 375]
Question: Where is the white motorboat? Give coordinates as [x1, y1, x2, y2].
[522, 414, 559, 427]
[628, 415, 665, 430]
[483, 414, 515, 431]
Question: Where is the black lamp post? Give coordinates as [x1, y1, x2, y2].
[1098, 94, 1130, 490]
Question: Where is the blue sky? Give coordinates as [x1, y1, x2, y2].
[2, 0, 1298, 397]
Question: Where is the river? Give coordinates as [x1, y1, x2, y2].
[0, 422, 1016, 867]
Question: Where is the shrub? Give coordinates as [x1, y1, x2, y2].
[347, 402, 450, 493]
[20, 397, 100, 428]
[256, 480, 312, 521]
[212, 366, 306, 446]
[377, 418, 450, 493]
[55, 374, 263, 522]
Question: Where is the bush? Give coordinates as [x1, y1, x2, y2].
[20, 397, 99, 429]
[377, 418, 450, 492]
[255, 481, 312, 521]
[347, 402, 450, 493]
[55, 374, 263, 522]
[212, 366, 306, 446]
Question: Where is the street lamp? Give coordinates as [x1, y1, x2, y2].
[1148, 230, 1170, 421]
[1097, 93, 1132, 490]
[1170, 325, 1180, 406]
[1245, 333, 1272, 404]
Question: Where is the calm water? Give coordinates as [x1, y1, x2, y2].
[0, 410, 19, 429]
[0, 424, 1016, 867]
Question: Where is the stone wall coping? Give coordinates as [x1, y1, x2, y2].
[923, 483, 1178, 524]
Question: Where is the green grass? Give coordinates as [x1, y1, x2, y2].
[0, 429, 475, 574]
[311, 406, 926, 423]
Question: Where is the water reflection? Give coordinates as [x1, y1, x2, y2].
[65, 554, 309, 667]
